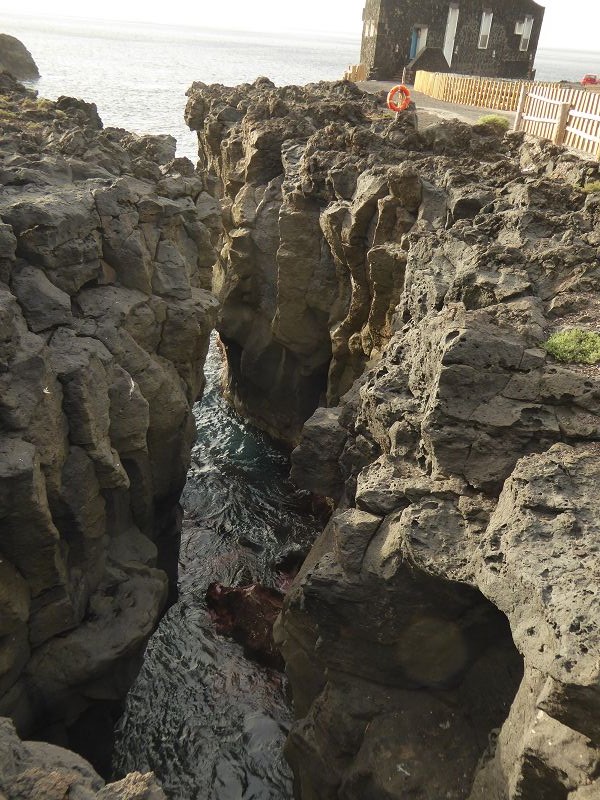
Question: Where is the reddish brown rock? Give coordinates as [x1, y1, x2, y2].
[206, 583, 285, 670]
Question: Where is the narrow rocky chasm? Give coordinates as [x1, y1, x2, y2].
[1, 65, 600, 800]
[110, 337, 321, 799]
[186, 77, 600, 799]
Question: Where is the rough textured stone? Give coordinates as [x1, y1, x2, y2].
[0, 35, 40, 80]
[187, 78, 600, 799]
[0, 73, 219, 760]
[0, 717, 165, 799]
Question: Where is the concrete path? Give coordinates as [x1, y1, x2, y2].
[357, 81, 516, 127]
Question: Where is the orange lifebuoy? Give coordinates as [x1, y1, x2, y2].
[387, 85, 411, 113]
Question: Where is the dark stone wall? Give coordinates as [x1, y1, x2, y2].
[360, 0, 544, 81]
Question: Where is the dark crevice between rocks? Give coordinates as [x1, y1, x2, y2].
[219, 333, 331, 447]
[282, 559, 525, 800]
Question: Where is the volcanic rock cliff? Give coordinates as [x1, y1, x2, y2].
[0, 72, 219, 763]
[186, 78, 600, 799]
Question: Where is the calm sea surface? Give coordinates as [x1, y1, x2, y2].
[3, 15, 600, 157]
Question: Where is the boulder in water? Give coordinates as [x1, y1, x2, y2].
[0, 34, 40, 80]
[206, 583, 285, 670]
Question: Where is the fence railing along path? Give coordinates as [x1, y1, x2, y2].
[344, 64, 367, 82]
[414, 70, 600, 158]
[514, 85, 600, 158]
[413, 71, 561, 112]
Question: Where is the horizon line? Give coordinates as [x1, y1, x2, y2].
[3, 10, 600, 54]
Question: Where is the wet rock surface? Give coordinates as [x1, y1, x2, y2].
[0, 72, 219, 764]
[206, 582, 285, 670]
[185, 78, 600, 798]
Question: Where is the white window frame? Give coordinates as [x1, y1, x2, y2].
[443, 4, 460, 67]
[520, 15, 534, 51]
[416, 26, 429, 56]
[478, 10, 493, 49]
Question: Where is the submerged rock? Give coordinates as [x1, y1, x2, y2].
[0, 73, 219, 760]
[0, 34, 40, 80]
[207, 582, 285, 670]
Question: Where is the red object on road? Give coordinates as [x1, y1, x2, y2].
[581, 74, 598, 86]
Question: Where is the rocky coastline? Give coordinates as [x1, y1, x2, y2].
[0, 53, 599, 800]
[187, 77, 600, 799]
[0, 70, 218, 779]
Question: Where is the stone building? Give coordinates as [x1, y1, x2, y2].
[360, 0, 545, 81]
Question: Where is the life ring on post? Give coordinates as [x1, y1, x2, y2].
[387, 84, 412, 113]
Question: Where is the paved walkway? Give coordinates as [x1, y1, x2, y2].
[357, 81, 516, 127]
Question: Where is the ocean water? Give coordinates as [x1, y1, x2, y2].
[4, 15, 600, 158]
[112, 339, 320, 799]
[534, 48, 600, 83]
[2, 15, 360, 158]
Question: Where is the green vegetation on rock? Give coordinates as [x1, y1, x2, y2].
[477, 114, 510, 131]
[544, 329, 600, 364]
[583, 181, 600, 194]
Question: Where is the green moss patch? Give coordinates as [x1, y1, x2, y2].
[544, 329, 600, 364]
[476, 114, 510, 131]
[583, 181, 600, 194]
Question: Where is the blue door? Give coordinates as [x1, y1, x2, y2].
[410, 28, 419, 59]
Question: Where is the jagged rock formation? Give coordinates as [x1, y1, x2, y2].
[0, 72, 219, 759]
[0, 717, 166, 799]
[0, 34, 39, 80]
[187, 78, 600, 799]
[185, 78, 391, 444]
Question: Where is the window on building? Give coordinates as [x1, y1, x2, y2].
[478, 10, 493, 49]
[443, 4, 460, 67]
[520, 16, 534, 51]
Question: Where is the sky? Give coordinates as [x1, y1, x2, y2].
[0, 0, 599, 50]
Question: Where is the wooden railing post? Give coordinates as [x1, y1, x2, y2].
[514, 84, 527, 131]
[553, 102, 572, 145]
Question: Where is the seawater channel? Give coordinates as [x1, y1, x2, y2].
[112, 338, 321, 799]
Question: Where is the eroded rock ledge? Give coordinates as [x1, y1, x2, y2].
[0, 72, 219, 764]
[187, 77, 600, 798]
[0, 717, 166, 800]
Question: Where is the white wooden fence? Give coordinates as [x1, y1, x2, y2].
[514, 85, 600, 158]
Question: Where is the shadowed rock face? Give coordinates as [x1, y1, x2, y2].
[0, 34, 40, 80]
[0, 73, 219, 759]
[186, 78, 600, 798]
[0, 716, 166, 799]
[186, 78, 407, 445]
